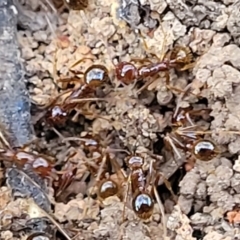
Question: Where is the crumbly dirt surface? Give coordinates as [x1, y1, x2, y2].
[2, 0, 240, 239]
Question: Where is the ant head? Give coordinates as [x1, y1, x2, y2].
[84, 64, 109, 88]
[132, 191, 154, 220]
[126, 155, 144, 170]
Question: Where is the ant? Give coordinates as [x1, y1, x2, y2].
[124, 154, 156, 220]
[69, 132, 124, 201]
[115, 46, 194, 93]
[162, 106, 220, 167]
[118, 138, 170, 237]
[0, 130, 78, 196]
[42, 62, 109, 126]
[0, 145, 58, 179]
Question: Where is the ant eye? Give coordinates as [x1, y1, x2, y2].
[192, 140, 218, 161]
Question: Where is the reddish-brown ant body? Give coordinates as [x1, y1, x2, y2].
[125, 154, 155, 219]
[68, 133, 122, 201]
[0, 142, 79, 202]
[163, 106, 219, 163]
[44, 64, 109, 126]
[0, 147, 57, 179]
[115, 46, 194, 86]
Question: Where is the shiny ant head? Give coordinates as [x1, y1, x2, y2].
[192, 139, 218, 161]
[132, 191, 154, 220]
[115, 61, 139, 85]
[84, 64, 109, 88]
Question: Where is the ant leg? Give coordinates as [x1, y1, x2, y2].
[82, 155, 108, 218]
[141, 20, 168, 62]
[68, 97, 108, 104]
[68, 69, 85, 75]
[184, 109, 212, 126]
[136, 75, 159, 94]
[108, 157, 128, 223]
[108, 157, 127, 185]
[122, 174, 131, 223]
[130, 58, 153, 64]
[179, 62, 196, 71]
[164, 134, 185, 160]
[38, 89, 73, 110]
[160, 172, 178, 203]
[57, 75, 84, 84]
[153, 186, 167, 238]
[70, 57, 96, 69]
[147, 160, 167, 238]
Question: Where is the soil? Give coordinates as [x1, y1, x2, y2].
[1, 0, 240, 239]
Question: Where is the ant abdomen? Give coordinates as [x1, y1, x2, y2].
[98, 179, 119, 199]
[115, 61, 139, 85]
[132, 191, 154, 220]
[84, 65, 109, 87]
[192, 139, 218, 161]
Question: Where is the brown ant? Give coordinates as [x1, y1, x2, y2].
[0, 145, 58, 179]
[120, 140, 169, 237]
[124, 154, 156, 220]
[115, 46, 194, 93]
[163, 106, 220, 165]
[0, 131, 79, 194]
[75, 133, 124, 200]
[42, 62, 109, 126]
